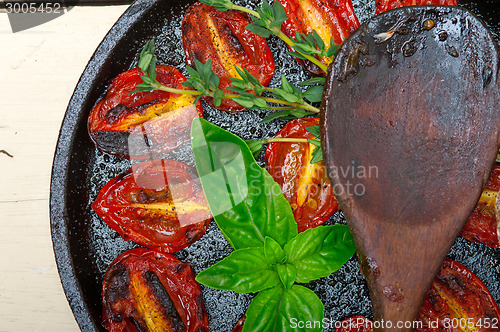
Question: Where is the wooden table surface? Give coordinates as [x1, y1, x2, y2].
[0, 5, 129, 331]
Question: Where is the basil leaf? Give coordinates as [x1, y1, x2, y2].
[284, 225, 356, 283]
[264, 237, 286, 265]
[243, 284, 324, 332]
[277, 264, 296, 289]
[196, 247, 279, 293]
[191, 119, 298, 249]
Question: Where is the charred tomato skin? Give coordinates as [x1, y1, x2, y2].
[182, 2, 275, 112]
[265, 117, 339, 232]
[88, 65, 203, 159]
[102, 248, 209, 332]
[334, 316, 374, 332]
[278, 0, 360, 76]
[375, 0, 458, 15]
[460, 164, 500, 248]
[417, 258, 500, 331]
[92, 159, 211, 253]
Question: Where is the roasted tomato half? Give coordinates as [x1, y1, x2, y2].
[182, 2, 275, 112]
[102, 248, 209, 332]
[334, 316, 374, 332]
[232, 316, 246, 332]
[88, 65, 203, 159]
[265, 117, 339, 232]
[278, 0, 360, 76]
[375, 0, 457, 15]
[92, 159, 211, 252]
[417, 258, 500, 331]
[460, 164, 500, 248]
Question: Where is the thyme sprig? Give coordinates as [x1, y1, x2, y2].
[132, 40, 321, 118]
[229, 69, 322, 113]
[200, 0, 336, 73]
[290, 31, 339, 60]
[305, 125, 323, 163]
[245, 124, 323, 163]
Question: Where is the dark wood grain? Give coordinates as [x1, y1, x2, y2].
[321, 6, 500, 331]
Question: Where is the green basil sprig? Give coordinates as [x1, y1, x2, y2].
[191, 118, 357, 332]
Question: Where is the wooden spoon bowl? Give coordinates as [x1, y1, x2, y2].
[321, 6, 500, 330]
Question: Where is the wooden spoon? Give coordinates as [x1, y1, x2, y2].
[321, 6, 500, 331]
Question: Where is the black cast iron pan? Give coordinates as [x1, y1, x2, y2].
[50, 0, 500, 331]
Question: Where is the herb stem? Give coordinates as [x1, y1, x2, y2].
[231, 4, 259, 17]
[263, 138, 311, 144]
[155, 84, 202, 96]
[154, 83, 320, 113]
[273, 29, 329, 73]
[267, 106, 295, 111]
[156, 83, 239, 99]
[261, 96, 320, 113]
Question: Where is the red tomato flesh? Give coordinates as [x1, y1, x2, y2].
[461, 165, 500, 248]
[88, 65, 203, 159]
[182, 2, 275, 112]
[102, 248, 209, 332]
[375, 0, 458, 15]
[417, 258, 500, 332]
[278, 0, 360, 76]
[265, 117, 339, 232]
[92, 159, 211, 253]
